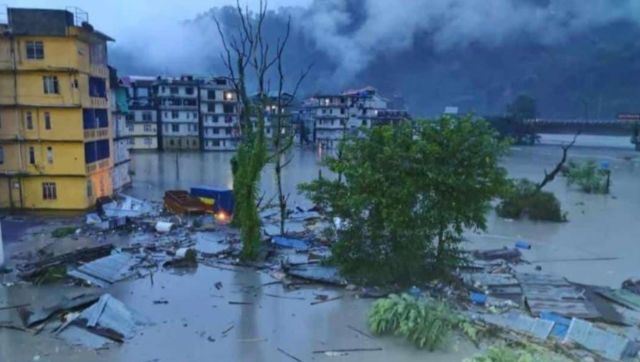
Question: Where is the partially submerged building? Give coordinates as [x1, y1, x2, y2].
[155, 75, 200, 150]
[124, 76, 158, 150]
[0, 7, 115, 209]
[305, 87, 411, 148]
[199, 77, 239, 151]
[109, 67, 131, 191]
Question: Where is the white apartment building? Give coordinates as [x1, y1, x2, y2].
[156, 76, 200, 150]
[124, 76, 158, 150]
[307, 87, 407, 148]
[199, 77, 240, 151]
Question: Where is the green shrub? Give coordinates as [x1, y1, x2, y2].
[51, 226, 77, 238]
[368, 294, 463, 351]
[496, 179, 566, 222]
[563, 159, 609, 194]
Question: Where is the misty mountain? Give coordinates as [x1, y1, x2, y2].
[109, 0, 640, 118]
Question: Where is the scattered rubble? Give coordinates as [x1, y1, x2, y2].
[2, 193, 639, 361]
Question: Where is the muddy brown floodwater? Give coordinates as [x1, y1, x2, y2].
[1, 135, 639, 362]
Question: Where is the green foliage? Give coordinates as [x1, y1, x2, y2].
[368, 294, 462, 351]
[464, 344, 570, 362]
[233, 128, 268, 260]
[506, 94, 537, 121]
[300, 116, 509, 285]
[51, 226, 76, 238]
[496, 179, 566, 222]
[563, 159, 610, 194]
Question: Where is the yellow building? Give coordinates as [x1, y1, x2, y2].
[0, 8, 114, 209]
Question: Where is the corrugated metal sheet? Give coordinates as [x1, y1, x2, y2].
[517, 273, 600, 319]
[68, 253, 138, 287]
[481, 311, 554, 340]
[564, 318, 633, 361]
[462, 273, 522, 301]
[596, 289, 640, 311]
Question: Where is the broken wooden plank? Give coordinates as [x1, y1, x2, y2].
[277, 347, 301, 362]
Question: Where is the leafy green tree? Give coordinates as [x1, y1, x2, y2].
[300, 116, 508, 285]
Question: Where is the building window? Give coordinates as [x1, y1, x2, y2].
[213, 128, 219, 134]
[172, 124, 179, 132]
[87, 180, 93, 197]
[361, 119, 367, 126]
[226, 128, 232, 135]
[144, 137, 152, 145]
[192, 140, 196, 146]
[208, 90, 216, 100]
[223, 104, 234, 114]
[142, 112, 152, 121]
[25, 111, 33, 129]
[29, 146, 35, 164]
[170, 87, 178, 95]
[42, 182, 57, 200]
[128, 138, 134, 145]
[172, 111, 179, 119]
[43, 76, 59, 94]
[89, 77, 107, 98]
[213, 140, 220, 147]
[44, 112, 51, 130]
[46, 146, 53, 164]
[144, 124, 152, 132]
[26, 41, 44, 59]
[186, 87, 194, 95]
[0, 146, 3, 164]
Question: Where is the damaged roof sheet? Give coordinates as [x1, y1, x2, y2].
[68, 252, 139, 287]
[564, 318, 634, 361]
[481, 311, 554, 340]
[516, 273, 601, 320]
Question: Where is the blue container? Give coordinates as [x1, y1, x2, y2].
[470, 292, 487, 305]
[190, 186, 235, 214]
[515, 240, 531, 250]
[408, 286, 422, 299]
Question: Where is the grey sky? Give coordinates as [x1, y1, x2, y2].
[4, 0, 311, 41]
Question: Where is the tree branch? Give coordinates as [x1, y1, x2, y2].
[537, 132, 580, 191]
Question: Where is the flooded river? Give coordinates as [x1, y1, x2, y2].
[1, 135, 638, 362]
[129, 135, 640, 288]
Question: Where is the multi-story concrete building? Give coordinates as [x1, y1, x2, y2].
[109, 67, 131, 191]
[156, 75, 200, 150]
[305, 87, 410, 148]
[199, 77, 239, 151]
[123, 76, 157, 150]
[0, 8, 114, 209]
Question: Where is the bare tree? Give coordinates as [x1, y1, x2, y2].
[269, 18, 312, 235]
[537, 132, 580, 191]
[215, 0, 310, 257]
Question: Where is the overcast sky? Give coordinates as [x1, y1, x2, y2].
[5, 0, 311, 42]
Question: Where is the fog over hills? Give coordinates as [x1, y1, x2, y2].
[109, 0, 640, 117]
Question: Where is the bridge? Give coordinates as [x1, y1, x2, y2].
[523, 118, 640, 150]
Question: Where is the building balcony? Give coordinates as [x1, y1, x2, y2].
[85, 158, 110, 174]
[84, 128, 110, 140]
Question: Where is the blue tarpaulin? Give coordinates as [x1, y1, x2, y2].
[272, 236, 309, 251]
[190, 186, 235, 214]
